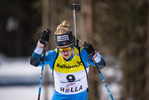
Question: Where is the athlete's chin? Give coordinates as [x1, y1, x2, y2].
[64, 55, 71, 60]
[64, 56, 70, 60]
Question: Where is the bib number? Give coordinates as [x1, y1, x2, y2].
[66, 74, 75, 82]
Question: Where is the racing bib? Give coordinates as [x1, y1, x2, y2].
[53, 47, 88, 94]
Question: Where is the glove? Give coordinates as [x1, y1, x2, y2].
[40, 29, 51, 44]
[83, 42, 95, 56]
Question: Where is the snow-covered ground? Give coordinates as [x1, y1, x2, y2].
[0, 53, 122, 100]
[0, 85, 55, 100]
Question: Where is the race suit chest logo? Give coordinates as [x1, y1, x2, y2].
[56, 61, 82, 69]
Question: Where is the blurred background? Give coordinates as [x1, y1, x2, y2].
[0, 0, 148, 100]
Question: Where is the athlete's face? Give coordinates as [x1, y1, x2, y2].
[57, 44, 73, 60]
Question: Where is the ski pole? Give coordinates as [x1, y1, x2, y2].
[92, 57, 114, 100]
[38, 44, 46, 100]
[71, 4, 81, 45]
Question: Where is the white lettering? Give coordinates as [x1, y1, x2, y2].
[57, 35, 69, 41]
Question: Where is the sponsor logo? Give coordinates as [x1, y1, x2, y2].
[56, 61, 82, 69]
[62, 42, 66, 45]
[60, 85, 83, 93]
[65, 87, 70, 93]
[66, 82, 75, 87]
[57, 35, 69, 42]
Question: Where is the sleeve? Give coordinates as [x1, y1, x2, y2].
[80, 48, 106, 69]
[30, 47, 43, 67]
[80, 48, 90, 68]
[30, 46, 57, 69]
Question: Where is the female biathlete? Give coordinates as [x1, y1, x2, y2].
[30, 20, 106, 100]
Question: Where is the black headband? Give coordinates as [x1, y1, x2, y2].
[55, 31, 74, 46]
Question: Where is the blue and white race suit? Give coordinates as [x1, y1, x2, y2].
[30, 46, 106, 100]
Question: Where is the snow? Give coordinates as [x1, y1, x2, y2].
[0, 53, 54, 100]
[0, 85, 54, 100]
[0, 54, 40, 76]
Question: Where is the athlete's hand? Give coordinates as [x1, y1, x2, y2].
[83, 42, 95, 57]
[40, 29, 51, 44]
